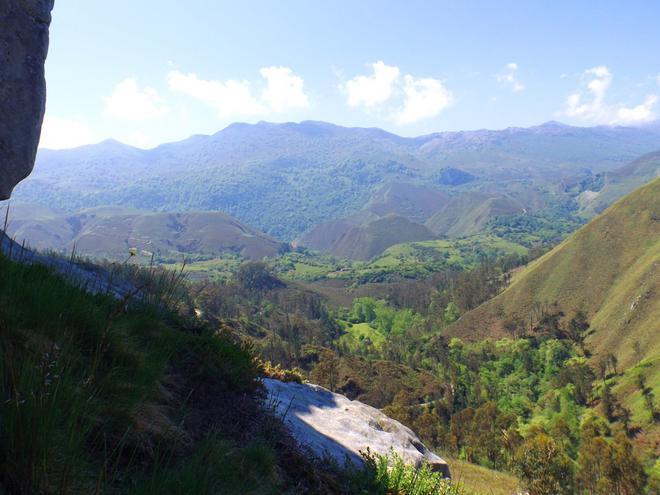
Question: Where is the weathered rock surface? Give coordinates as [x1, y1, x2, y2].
[264, 378, 450, 477]
[0, 0, 54, 199]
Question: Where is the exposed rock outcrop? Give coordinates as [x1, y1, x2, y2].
[0, 0, 54, 199]
[264, 378, 450, 477]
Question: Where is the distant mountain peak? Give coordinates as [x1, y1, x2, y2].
[94, 138, 140, 151]
[538, 120, 569, 128]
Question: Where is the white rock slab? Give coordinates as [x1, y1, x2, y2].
[264, 378, 449, 477]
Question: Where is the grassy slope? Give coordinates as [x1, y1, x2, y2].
[447, 178, 660, 442]
[447, 460, 520, 495]
[363, 182, 451, 223]
[448, 178, 659, 361]
[425, 193, 524, 238]
[269, 235, 526, 287]
[367, 236, 527, 271]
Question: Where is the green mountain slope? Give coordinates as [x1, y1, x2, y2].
[357, 235, 527, 278]
[447, 178, 660, 426]
[448, 178, 659, 355]
[425, 192, 525, 238]
[363, 181, 451, 223]
[577, 150, 660, 217]
[299, 181, 449, 253]
[297, 209, 381, 252]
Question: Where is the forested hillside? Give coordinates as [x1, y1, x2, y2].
[186, 193, 659, 493]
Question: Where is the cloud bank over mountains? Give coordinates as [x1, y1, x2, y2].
[562, 66, 658, 125]
[167, 66, 310, 118]
[341, 61, 454, 125]
[41, 61, 659, 150]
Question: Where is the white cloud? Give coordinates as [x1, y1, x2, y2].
[168, 70, 265, 117]
[564, 66, 611, 122]
[393, 75, 453, 125]
[562, 66, 658, 125]
[614, 95, 658, 125]
[342, 61, 400, 107]
[260, 66, 309, 111]
[656, 74, 660, 86]
[168, 67, 309, 117]
[39, 116, 99, 149]
[103, 78, 168, 121]
[496, 62, 525, 92]
[342, 61, 452, 124]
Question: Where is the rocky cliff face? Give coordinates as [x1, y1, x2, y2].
[264, 378, 450, 477]
[0, 0, 54, 199]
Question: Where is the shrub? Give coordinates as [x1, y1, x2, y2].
[347, 449, 463, 495]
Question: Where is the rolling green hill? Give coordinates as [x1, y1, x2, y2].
[357, 235, 527, 279]
[269, 234, 527, 288]
[6, 204, 288, 261]
[299, 182, 450, 255]
[297, 209, 381, 253]
[299, 182, 542, 258]
[328, 214, 437, 261]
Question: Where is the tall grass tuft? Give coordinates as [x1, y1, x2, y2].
[127, 436, 279, 495]
[347, 449, 464, 495]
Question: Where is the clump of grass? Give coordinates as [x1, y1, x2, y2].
[102, 253, 191, 310]
[347, 449, 464, 495]
[0, 338, 91, 493]
[128, 435, 279, 495]
[260, 360, 304, 383]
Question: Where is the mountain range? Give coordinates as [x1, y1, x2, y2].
[13, 120, 660, 242]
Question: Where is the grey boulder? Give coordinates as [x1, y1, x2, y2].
[0, 0, 54, 199]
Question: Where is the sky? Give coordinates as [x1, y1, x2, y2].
[40, 0, 660, 149]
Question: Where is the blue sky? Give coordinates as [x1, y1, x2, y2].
[41, 0, 660, 149]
